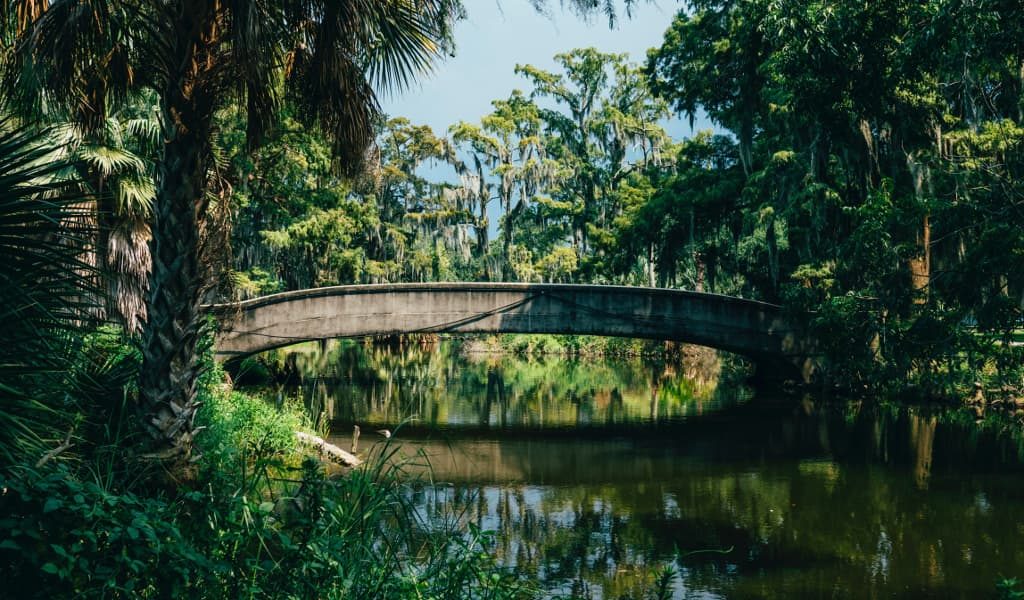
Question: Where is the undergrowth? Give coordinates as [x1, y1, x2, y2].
[0, 337, 534, 599]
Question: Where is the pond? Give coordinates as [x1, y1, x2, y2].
[241, 339, 1024, 599]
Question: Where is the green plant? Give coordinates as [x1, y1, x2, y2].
[0, 467, 206, 597]
[998, 578, 1024, 600]
[0, 120, 99, 466]
[2, 378, 536, 598]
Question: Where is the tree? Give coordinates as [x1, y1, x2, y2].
[374, 117, 476, 281]
[71, 96, 160, 334]
[7, 0, 463, 461]
[517, 48, 668, 268]
[646, 1, 769, 175]
[640, 0, 1024, 389]
[451, 90, 560, 277]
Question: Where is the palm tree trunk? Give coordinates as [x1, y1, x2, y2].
[138, 108, 210, 460]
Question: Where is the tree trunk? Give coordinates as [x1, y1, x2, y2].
[909, 213, 930, 303]
[906, 155, 931, 304]
[689, 208, 704, 292]
[476, 198, 488, 257]
[647, 243, 656, 288]
[706, 248, 717, 293]
[138, 102, 211, 461]
[766, 210, 779, 297]
[738, 115, 753, 177]
[1018, 59, 1024, 124]
[501, 195, 513, 257]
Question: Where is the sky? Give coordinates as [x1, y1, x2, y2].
[380, 0, 709, 139]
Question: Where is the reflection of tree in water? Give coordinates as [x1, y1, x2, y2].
[273, 338, 736, 429]
[909, 410, 937, 490]
[407, 405, 1024, 599]
[436, 483, 678, 599]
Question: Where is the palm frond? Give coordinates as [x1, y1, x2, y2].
[363, 0, 462, 94]
[282, 0, 463, 174]
[124, 117, 160, 150]
[4, 0, 139, 131]
[114, 173, 155, 216]
[0, 120, 101, 466]
[77, 144, 145, 178]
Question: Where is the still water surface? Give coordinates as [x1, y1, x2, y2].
[248, 340, 1024, 599]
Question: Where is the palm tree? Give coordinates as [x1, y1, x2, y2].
[71, 98, 160, 334]
[6, 0, 463, 462]
[4, 7, 159, 335]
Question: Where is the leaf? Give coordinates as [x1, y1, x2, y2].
[77, 145, 145, 178]
[41, 563, 59, 575]
[42, 498, 61, 513]
[50, 544, 69, 558]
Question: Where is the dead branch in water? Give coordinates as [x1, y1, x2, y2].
[295, 431, 362, 467]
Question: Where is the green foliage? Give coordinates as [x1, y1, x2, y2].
[491, 334, 676, 359]
[0, 121, 101, 465]
[2, 360, 535, 599]
[635, 0, 1024, 395]
[536, 246, 578, 283]
[0, 468, 206, 597]
[232, 267, 283, 300]
[194, 372, 304, 482]
[227, 110, 479, 290]
[0, 454, 533, 598]
[999, 578, 1024, 600]
[232, 47, 672, 287]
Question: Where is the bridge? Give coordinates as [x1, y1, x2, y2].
[208, 283, 814, 377]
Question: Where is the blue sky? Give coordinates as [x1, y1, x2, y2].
[380, 0, 708, 139]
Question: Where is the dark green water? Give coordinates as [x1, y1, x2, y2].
[247, 340, 1024, 599]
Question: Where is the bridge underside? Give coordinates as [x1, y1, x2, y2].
[209, 283, 813, 377]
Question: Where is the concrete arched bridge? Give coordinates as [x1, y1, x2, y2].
[208, 283, 814, 376]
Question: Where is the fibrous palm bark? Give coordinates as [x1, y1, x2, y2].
[138, 108, 211, 457]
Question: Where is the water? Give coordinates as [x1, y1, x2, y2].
[244, 339, 1024, 598]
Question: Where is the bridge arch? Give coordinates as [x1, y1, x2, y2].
[209, 283, 812, 375]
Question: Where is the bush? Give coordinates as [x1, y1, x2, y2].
[195, 369, 306, 484]
[0, 468, 205, 597]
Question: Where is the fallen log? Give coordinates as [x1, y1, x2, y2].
[295, 431, 362, 467]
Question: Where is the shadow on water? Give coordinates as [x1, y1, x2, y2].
[243, 339, 1024, 599]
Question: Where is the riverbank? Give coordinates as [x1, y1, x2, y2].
[0, 350, 532, 599]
